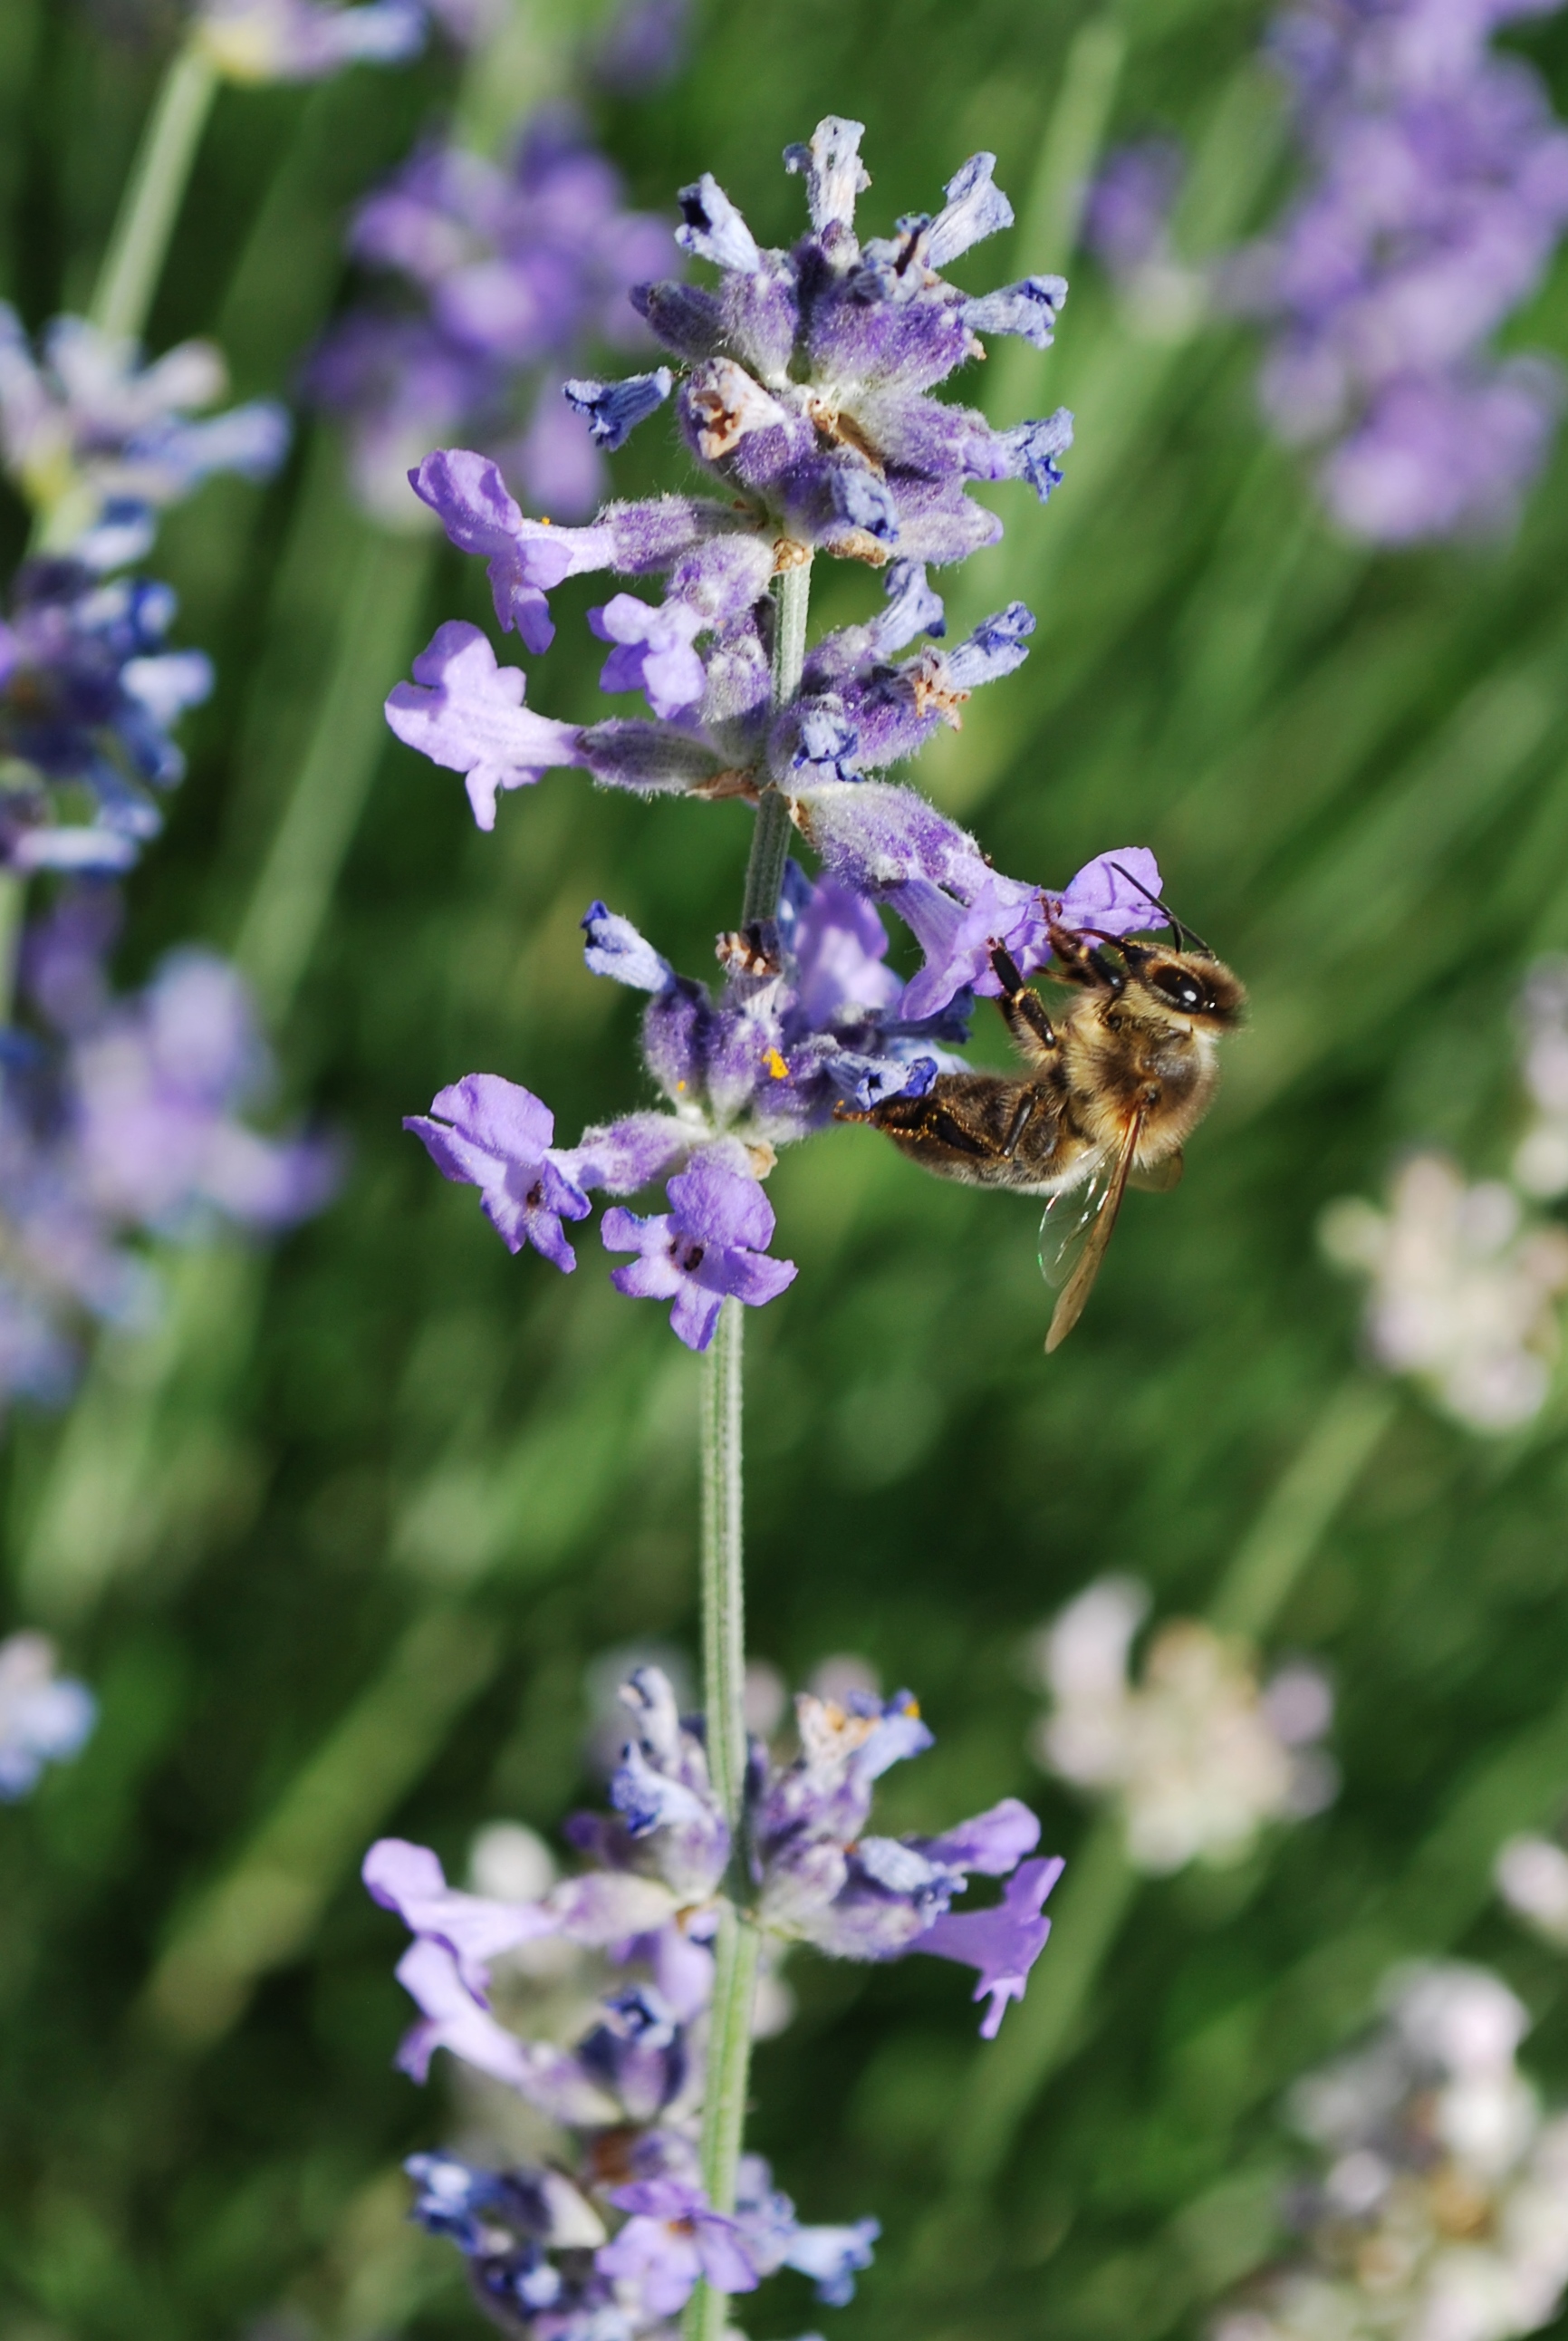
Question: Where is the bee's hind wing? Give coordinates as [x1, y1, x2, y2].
[1042, 1113, 1142, 1352]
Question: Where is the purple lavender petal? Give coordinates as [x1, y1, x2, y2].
[996, 409, 1074, 500]
[409, 449, 614, 648]
[917, 1853, 1065, 2037]
[385, 621, 588, 828]
[363, 1837, 557, 1991]
[782, 116, 871, 233]
[556, 1112, 692, 1195]
[784, 2217, 881, 2305]
[926, 151, 1015, 267]
[963, 274, 1069, 348]
[589, 592, 707, 718]
[564, 367, 674, 450]
[913, 1797, 1042, 1875]
[392, 1940, 620, 2122]
[1053, 846, 1169, 936]
[675, 174, 762, 273]
[581, 901, 674, 990]
[404, 1072, 590, 1269]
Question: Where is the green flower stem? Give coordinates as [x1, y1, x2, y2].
[742, 556, 813, 929]
[0, 871, 27, 1028]
[90, 43, 219, 342]
[945, 1373, 1394, 2192]
[686, 558, 813, 2341]
[700, 1296, 746, 1826]
[1208, 1373, 1397, 1642]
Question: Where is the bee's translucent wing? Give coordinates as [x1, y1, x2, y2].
[1041, 1114, 1143, 1353]
[1039, 1161, 1116, 1291]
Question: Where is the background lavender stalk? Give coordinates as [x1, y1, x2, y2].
[88, 44, 220, 346]
[16, 0, 579, 1618]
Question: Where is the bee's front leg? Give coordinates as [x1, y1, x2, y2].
[1044, 921, 1125, 996]
[989, 947, 1058, 1061]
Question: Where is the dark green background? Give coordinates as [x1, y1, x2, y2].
[6, 0, 1568, 2334]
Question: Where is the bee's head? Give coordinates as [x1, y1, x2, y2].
[1118, 939, 1247, 1028]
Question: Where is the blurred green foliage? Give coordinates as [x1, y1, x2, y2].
[7, 0, 1568, 2336]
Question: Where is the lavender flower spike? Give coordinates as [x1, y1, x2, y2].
[405, 1074, 590, 1270]
[919, 1853, 1064, 2038]
[194, 0, 425, 82]
[0, 1632, 95, 1799]
[384, 621, 589, 828]
[602, 1157, 797, 1352]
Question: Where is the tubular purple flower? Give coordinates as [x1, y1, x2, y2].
[404, 1074, 591, 1270]
[564, 367, 674, 449]
[590, 593, 706, 718]
[919, 1854, 1065, 2038]
[601, 2179, 760, 2312]
[601, 1156, 797, 1352]
[384, 621, 589, 827]
[195, 0, 425, 82]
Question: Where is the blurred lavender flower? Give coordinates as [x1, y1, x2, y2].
[0, 885, 335, 1415]
[1322, 1154, 1568, 1431]
[1234, 0, 1568, 542]
[192, 0, 425, 82]
[0, 554, 213, 872]
[312, 113, 676, 525]
[0, 310, 288, 553]
[368, 1663, 1060, 2049]
[1029, 1576, 1336, 1872]
[0, 1631, 95, 1798]
[592, 0, 691, 92]
[364, 1662, 1069, 2330]
[1083, 137, 1207, 342]
[1213, 1963, 1568, 2341]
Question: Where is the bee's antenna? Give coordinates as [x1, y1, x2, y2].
[1108, 862, 1214, 959]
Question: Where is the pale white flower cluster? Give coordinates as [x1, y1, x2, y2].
[1320, 961, 1568, 1434]
[1215, 1964, 1568, 2341]
[0, 1631, 95, 1800]
[1496, 1833, 1568, 1951]
[1321, 1159, 1568, 1434]
[1026, 1576, 1335, 1874]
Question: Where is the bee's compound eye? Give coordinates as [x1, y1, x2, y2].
[1150, 964, 1208, 1012]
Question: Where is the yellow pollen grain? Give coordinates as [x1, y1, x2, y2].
[763, 1048, 788, 1080]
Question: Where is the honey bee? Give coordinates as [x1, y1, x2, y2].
[841, 889, 1246, 1349]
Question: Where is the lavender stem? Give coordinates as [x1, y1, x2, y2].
[742, 555, 813, 928]
[687, 558, 813, 2341]
[89, 43, 218, 343]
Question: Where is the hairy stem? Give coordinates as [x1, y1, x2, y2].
[686, 558, 813, 2341]
[90, 43, 218, 343]
[700, 1296, 746, 1826]
[742, 556, 813, 928]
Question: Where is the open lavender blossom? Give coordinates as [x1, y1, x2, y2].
[1231, 0, 1568, 541]
[0, 1631, 95, 1799]
[0, 554, 214, 873]
[312, 111, 676, 525]
[367, 1665, 1061, 2047]
[0, 311, 288, 554]
[193, 0, 425, 82]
